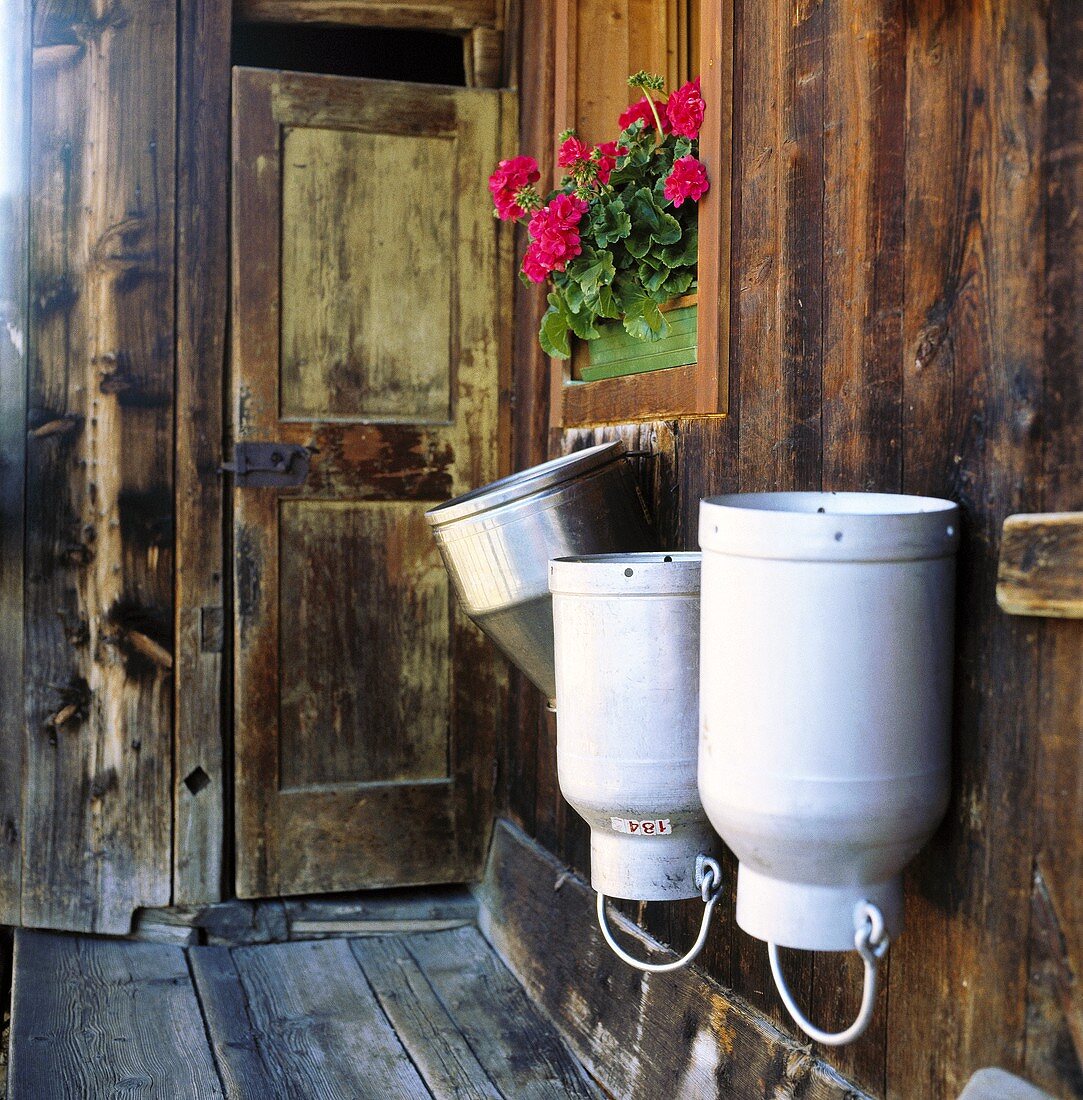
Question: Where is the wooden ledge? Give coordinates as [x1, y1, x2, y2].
[474, 818, 867, 1100]
[997, 512, 1083, 618]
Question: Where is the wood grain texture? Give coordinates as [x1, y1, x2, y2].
[279, 501, 450, 787]
[232, 70, 509, 898]
[692, 0, 732, 415]
[464, 27, 504, 89]
[285, 887, 477, 938]
[997, 514, 1083, 618]
[280, 126, 454, 423]
[732, 0, 822, 495]
[233, 0, 500, 30]
[174, 0, 230, 907]
[820, 0, 904, 494]
[477, 820, 867, 1100]
[890, 0, 1048, 1095]
[1026, 1, 1083, 1091]
[188, 947, 278, 1099]
[351, 936, 505, 1099]
[23, 0, 175, 932]
[9, 931, 222, 1098]
[405, 925, 603, 1099]
[0, 0, 29, 925]
[230, 938, 431, 1098]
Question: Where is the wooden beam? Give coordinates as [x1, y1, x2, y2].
[233, 0, 500, 30]
[997, 513, 1083, 618]
[174, 0, 231, 908]
[476, 819, 868, 1100]
[464, 26, 504, 88]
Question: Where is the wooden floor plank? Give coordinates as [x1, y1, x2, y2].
[9, 930, 223, 1099]
[351, 936, 503, 1100]
[405, 926, 602, 1100]
[188, 946, 280, 1099]
[231, 938, 432, 1099]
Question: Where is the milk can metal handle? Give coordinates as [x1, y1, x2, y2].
[768, 901, 890, 1046]
[596, 855, 722, 974]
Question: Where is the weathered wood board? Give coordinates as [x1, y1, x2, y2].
[997, 514, 1083, 618]
[9, 931, 223, 1097]
[22, 0, 176, 932]
[233, 0, 501, 31]
[174, 0, 231, 906]
[0, 0, 29, 926]
[477, 819, 867, 1100]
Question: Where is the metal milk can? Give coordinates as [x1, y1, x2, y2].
[550, 552, 721, 973]
[426, 442, 655, 705]
[698, 491, 959, 1042]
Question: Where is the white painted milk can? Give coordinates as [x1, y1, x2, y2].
[698, 492, 959, 1043]
[549, 552, 721, 973]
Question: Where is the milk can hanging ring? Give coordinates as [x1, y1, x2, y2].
[768, 900, 890, 1046]
[597, 855, 723, 973]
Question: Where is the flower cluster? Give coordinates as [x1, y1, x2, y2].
[488, 72, 709, 358]
[487, 155, 540, 221]
[522, 194, 589, 282]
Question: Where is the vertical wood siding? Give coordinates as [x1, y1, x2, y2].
[22, 0, 176, 932]
[0, 0, 30, 926]
[509, 2, 1082, 1097]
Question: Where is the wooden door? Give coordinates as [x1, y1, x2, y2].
[231, 68, 511, 898]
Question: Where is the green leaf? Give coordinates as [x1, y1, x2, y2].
[623, 295, 669, 342]
[660, 228, 698, 268]
[592, 284, 622, 319]
[661, 269, 694, 298]
[579, 251, 616, 299]
[628, 187, 683, 254]
[591, 200, 632, 247]
[643, 264, 670, 294]
[563, 278, 585, 314]
[539, 305, 571, 358]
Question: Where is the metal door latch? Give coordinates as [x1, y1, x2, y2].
[220, 442, 310, 487]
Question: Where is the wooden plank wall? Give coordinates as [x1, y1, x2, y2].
[21, 0, 177, 932]
[508, 3, 1082, 1098]
[0, 0, 30, 927]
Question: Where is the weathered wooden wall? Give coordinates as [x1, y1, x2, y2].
[20, 0, 177, 933]
[0, 0, 30, 930]
[507, 3, 1082, 1098]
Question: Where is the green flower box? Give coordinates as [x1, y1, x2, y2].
[580, 301, 698, 383]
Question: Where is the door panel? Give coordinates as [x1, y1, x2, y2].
[280, 126, 455, 423]
[231, 68, 511, 898]
[279, 501, 451, 789]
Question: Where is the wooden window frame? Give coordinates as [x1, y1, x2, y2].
[549, 0, 733, 428]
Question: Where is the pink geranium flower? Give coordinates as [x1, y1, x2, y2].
[664, 155, 709, 207]
[488, 155, 540, 220]
[595, 141, 627, 184]
[522, 194, 588, 281]
[666, 78, 705, 139]
[618, 96, 670, 133]
[558, 135, 592, 168]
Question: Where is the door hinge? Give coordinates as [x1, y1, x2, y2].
[220, 442, 310, 487]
